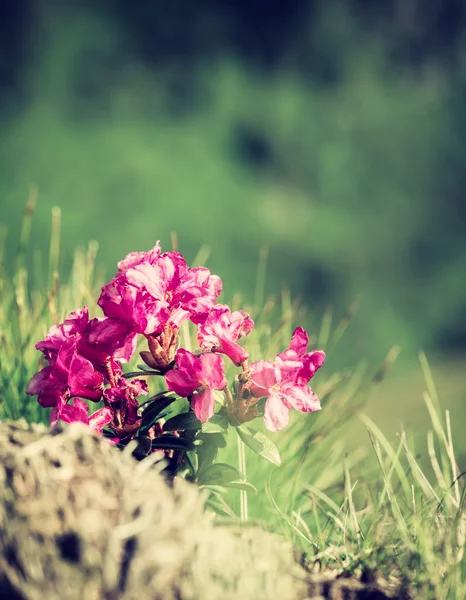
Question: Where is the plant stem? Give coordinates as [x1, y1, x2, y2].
[237, 431, 248, 521]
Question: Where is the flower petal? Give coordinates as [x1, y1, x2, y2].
[198, 305, 253, 365]
[281, 383, 321, 413]
[274, 358, 303, 385]
[191, 387, 216, 423]
[263, 392, 291, 432]
[215, 337, 249, 366]
[89, 407, 114, 433]
[249, 360, 276, 397]
[26, 366, 54, 395]
[52, 398, 90, 427]
[165, 349, 203, 397]
[117, 241, 161, 272]
[277, 327, 308, 361]
[199, 353, 227, 390]
[68, 353, 103, 401]
[288, 327, 308, 355]
[299, 350, 326, 383]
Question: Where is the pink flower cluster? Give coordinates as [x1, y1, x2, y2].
[98, 242, 222, 335]
[27, 243, 325, 438]
[249, 328, 325, 431]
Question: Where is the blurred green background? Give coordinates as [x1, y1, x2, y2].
[1, 0, 466, 376]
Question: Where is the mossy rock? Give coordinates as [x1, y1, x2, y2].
[0, 420, 307, 600]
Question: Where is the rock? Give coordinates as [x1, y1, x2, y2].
[0, 420, 307, 600]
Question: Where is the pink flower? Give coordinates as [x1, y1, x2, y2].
[197, 304, 254, 365]
[85, 317, 137, 365]
[117, 241, 162, 273]
[165, 349, 227, 423]
[35, 306, 137, 371]
[102, 378, 148, 404]
[26, 338, 103, 407]
[102, 378, 148, 437]
[276, 327, 325, 385]
[98, 249, 222, 336]
[249, 328, 325, 432]
[50, 398, 113, 434]
[35, 307, 89, 362]
[98, 277, 168, 335]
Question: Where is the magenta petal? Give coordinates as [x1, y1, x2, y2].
[288, 327, 308, 355]
[113, 332, 138, 363]
[230, 309, 255, 337]
[68, 354, 103, 401]
[103, 378, 148, 403]
[26, 366, 54, 395]
[165, 369, 199, 397]
[36, 307, 89, 360]
[203, 273, 223, 299]
[118, 250, 147, 272]
[49, 404, 60, 428]
[282, 384, 321, 413]
[263, 392, 291, 432]
[191, 387, 216, 423]
[38, 389, 62, 408]
[216, 337, 249, 366]
[277, 327, 310, 363]
[86, 317, 126, 346]
[169, 307, 191, 328]
[159, 252, 186, 285]
[199, 353, 227, 390]
[27, 365, 65, 407]
[177, 267, 222, 322]
[165, 350, 201, 396]
[87, 317, 138, 363]
[55, 337, 79, 373]
[98, 276, 165, 335]
[117, 241, 161, 272]
[126, 262, 167, 300]
[302, 350, 326, 377]
[249, 360, 276, 397]
[274, 358, 303, 385]
[55, 398, 90, 426]
[294, 350, 326, 386]
[89, 407, 114, 433]
[174, 348, 203, 377]
[165, 350, 224, 397]
[197, 305, 253, 365]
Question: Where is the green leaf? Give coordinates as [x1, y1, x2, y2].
[201, 413, 229, 433]
[139, 395, 177, 434]
[199, 484, 227, 494]
[198, 463, 244, 486]
[152, 434, 195, 451]
[236, 425, 281, 467]
[137, 363, 160, 371]
[205, 496, 238, 519]
[122, 369, 162, 378]
[185, 450, 198, 476]
[131, 435, 152, 459]
[223, 481, 258, 495]
[139, 389, 177, 406]
[196, 432, 227, 474]
[163, 411, 202, 431]
[102, 427, 117, 439]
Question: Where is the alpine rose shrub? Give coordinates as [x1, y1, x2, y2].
[27, 242, 325, 478]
